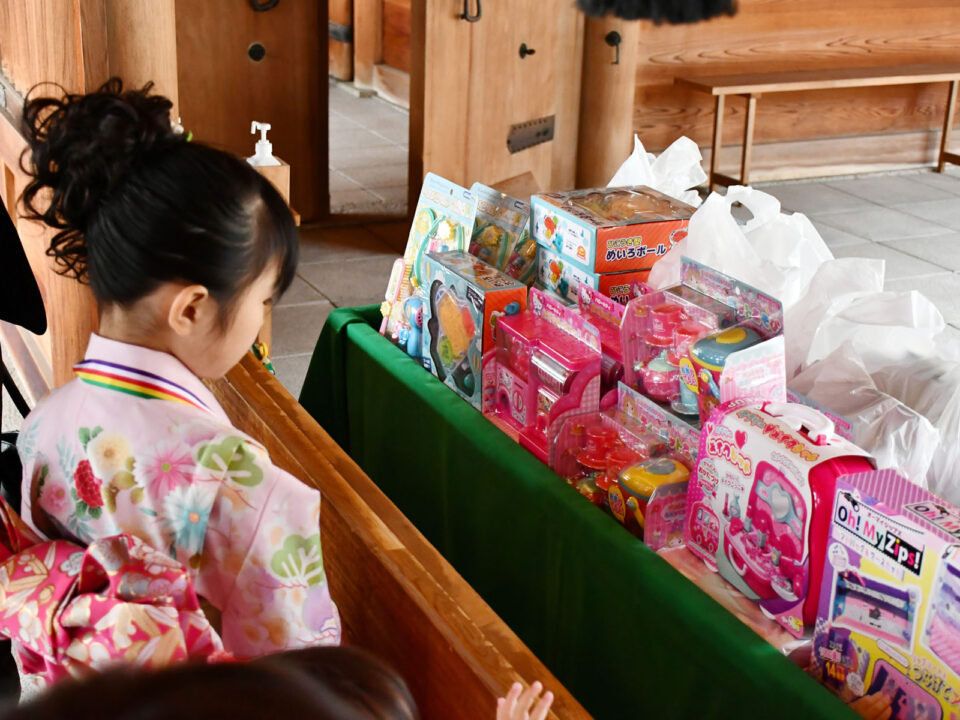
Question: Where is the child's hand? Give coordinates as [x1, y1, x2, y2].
[496, 681, 554, 720]
[849, 692, 893, 720]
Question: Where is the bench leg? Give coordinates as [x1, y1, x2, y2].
[710, 94, 725, 190]
[939, 79, 959, 173]
[740, 94, 758, 186]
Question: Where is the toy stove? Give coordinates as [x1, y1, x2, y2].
[724, 461, 807, 604]
[926, 562, 960, 676]
[867, 660, 942, 720]
[833, 573, 915, 649]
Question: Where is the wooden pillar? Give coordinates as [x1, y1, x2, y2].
[575, 18, 640, 188]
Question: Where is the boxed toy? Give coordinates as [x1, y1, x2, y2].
[468, 183, 531, 281]
[420, 251, 527, 410]
[812, 469, 960, 718]
[486, 288, 602, 461]
[381, 174, 477, 344]
[538, 246, 648, 305]
[622, 258, 785, 424]
[577, 285, 625, 403]
[686, 400, 874, 638]
[531, 186, 694, 274]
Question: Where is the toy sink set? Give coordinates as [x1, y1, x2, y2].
[486, 288, 603, 462]
[532, 186, 695, 304]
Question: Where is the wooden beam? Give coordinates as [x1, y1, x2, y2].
[709, 94, 726, 189]
[353, 0, 382, 89]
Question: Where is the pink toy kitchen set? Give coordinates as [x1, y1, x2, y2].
[686, 400, 875, 638]
[622, 258, 785, 425]
[811, 469, 960, 720]
[486, 288, 602, 463]
[549, 382, 699, 551]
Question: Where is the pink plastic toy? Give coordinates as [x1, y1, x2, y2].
[577, 285, 625, 405]
[686, 400, 874, 637]
[488, 288, 602, 462]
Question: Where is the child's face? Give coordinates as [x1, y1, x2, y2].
[183, 264, 279, 378]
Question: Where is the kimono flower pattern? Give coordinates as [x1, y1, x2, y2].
[17, 334, 340, 665]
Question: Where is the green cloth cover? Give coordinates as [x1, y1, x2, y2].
[300, 305, 854, 720]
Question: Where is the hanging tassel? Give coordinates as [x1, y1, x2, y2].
[576, 0, 736, 24]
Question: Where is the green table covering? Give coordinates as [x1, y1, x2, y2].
[300, 305, 854, 720]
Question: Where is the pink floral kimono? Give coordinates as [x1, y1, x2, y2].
[16, 335, 341, 675]
[0, 501, 225, 697]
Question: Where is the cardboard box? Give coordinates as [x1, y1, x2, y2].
[531, 186, 694, 274]
[812, 470, 960, 715]
[537, 246, 648, 305]
[420, 251, 527, 409]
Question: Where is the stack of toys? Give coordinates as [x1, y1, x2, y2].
[532, 186, 695, 304]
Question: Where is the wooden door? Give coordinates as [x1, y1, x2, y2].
[414, 1, 584, 194]
[175, 0, 327, 221]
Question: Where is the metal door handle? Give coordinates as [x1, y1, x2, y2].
[460, 0, 481, 22]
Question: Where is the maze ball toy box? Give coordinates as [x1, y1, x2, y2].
[812, 470, 960, 719]
[381, 174, 476, 343]
[420, 251, 527, 410]
[537, 246, 649, 305]
[530, 185, 694, 275]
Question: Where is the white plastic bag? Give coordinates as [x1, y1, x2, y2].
[790, 287, 945, 378]
[789, 343, 938, 487]
[647, 186, 833, 312]
[872, 357, 960, 504]
[607, 135, 706, 207]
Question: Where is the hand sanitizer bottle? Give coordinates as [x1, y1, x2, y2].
[248, 121, 281, 167]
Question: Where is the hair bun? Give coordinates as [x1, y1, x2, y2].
[21, 78, 180, 279]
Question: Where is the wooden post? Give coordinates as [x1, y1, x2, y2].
[709, 94, 725, 189]
[939, 79, 959, 172]
[575, 18, 639, 188]
[353, 0, 382, 89]
[740, 93, 758, 186]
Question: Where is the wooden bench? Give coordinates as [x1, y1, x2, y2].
[676, 63, 960, 189]
[207, 354, 590, 720]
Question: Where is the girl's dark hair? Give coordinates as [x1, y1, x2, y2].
[20, 78, 297, 321]
[4, 646, 419, 720]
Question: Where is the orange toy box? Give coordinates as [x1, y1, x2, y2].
[420, 251, 527, 410]
[531, 186, 695, 275]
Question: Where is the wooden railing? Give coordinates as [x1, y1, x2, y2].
[207, 353, 591, 720]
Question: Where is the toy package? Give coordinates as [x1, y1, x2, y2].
[381, 174, 477, 343]
[538, 246, 649, 304]
[686, 400, 874, 638]
[468, 184, 532, 281]
[622, 258, 785, 424]
[577, 285, 625, 402]
[486, 288, 602, 461]
[420, 251, 527, 410]
[812, 470, 960, 719]
[531, 186, 694, 275]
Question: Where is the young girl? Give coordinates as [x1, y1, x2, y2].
[15, 79, 340, 663]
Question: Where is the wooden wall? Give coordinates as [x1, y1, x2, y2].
[175, 0, 326, 221]
[634, 0, 960, 179]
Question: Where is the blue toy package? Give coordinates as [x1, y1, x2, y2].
[380, 174, 477, 344]
[468, 183, 530, 276]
